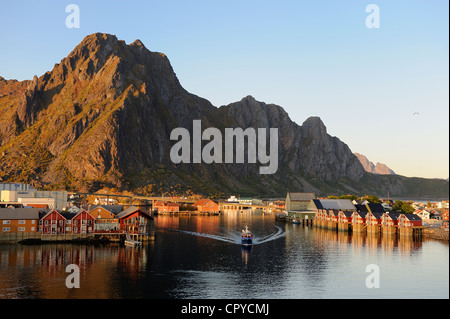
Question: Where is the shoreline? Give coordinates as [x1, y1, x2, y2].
[423, 228, 449, 243]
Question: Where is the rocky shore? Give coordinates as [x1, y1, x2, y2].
[423, 228, 449, 242]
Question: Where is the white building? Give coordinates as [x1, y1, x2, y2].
[414, 209, 430, 220]
[0, 183, 36, 192]
[1, 190, 67, 210]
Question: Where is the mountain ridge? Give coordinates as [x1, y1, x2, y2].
[354, 153, 396, 175]
[0, 33, 448, 199]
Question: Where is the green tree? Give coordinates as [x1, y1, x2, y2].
[364, 194, 381, 203]
[392, 200, 414, 214]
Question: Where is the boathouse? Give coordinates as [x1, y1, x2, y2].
[381, 212, 401, 235]
[118, 206, 153, 240]
[62, 209, 95, 235]
[352, 211, 369, 233]
[40, 209, 67, 235]
[311, 199, 356, 229]
[366, 211, 384, 234]
[154, 201, 180, 213]
[286, 192, 315, 211]
[398, 213, 423, 238]
[338, 211, 353, 231]
[194, 199, 219, 213]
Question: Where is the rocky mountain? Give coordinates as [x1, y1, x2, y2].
[354, 153, 396, 175]
[0, 33, 448, 199]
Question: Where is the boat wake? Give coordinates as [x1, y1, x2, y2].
[253, 225, 286, 244]
[158, 226, 285, 246]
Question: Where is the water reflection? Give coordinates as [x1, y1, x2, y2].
[0, 212, 448, 299]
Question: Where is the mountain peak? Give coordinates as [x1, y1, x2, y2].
[302, 116, 327, 134]
[130, 39, 146, 48]
[354, 153, 395, 175]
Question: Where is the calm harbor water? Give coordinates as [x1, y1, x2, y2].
[0, 210, 448, 299]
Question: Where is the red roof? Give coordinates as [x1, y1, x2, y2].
[194, 199, 216, 206]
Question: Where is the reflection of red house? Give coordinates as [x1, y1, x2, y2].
[154, 201, 179, 213]
[118, 206, 153, 235]
[41, 210, 66, 234]
[194, 199, 219, 213]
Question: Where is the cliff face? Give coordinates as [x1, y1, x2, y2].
[0, 33, 447, 198]
[219, 96, 365, 182]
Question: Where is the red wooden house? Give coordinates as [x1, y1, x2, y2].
[442, 210, 449, 230]
[381, 212, 401, 227]
[70, 209, 95, 234]
[328, 210, 339, 223]
[118, 206, 153, 235]
[154, 201, 180, 213]
[194, 199, 219, 213]
[366, 212, 384, 226]
[40, 210, 66, 234]
[338, 211, 353, 223]
[352, 211, 368, 225]
[399, 214, 422, 228]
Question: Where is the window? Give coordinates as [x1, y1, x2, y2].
[32, 220, 36, 224]
[66, 227, 71, 232]
[31, 227, 35, 231]
[18, 220, 26, 224]
[45, 220, 48, 225]
[18, 227, 25, 232]
[2, 227, 10, 232]
[2, 220, 10, 225]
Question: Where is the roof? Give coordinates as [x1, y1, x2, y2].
[385, 212, 401, 220]
[315, 199, 356, 211]
[0, 208, 41, 220]
[24, 204, 49, 208]
[367, 203, 385, 213]
[355, 204, 369, 213]
[368, 211, 384, 219]
[61, 212, 76, 220]
[154, 201, 179, 207]
[311, 199, 323, 210]
[194, 199, 217, 206]
[287, 192, 316, 201]
[340, 211, 354, 217]
[354, 211, 369, 218]
[401, 213, 422, 221]
[88, 205, 124, 214]
[117, 206, 152, 219]
[118, 206, 140, 219]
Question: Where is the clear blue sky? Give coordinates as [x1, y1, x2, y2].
[0, 0, 448, 179]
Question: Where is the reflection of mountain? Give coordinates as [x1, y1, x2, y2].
[354, 153, 396, 175]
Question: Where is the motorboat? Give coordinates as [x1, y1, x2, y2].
[241, 225, 253, 246]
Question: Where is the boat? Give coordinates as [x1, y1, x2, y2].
[292, 218, 300, 225]
[124, 233, 141, 247]
[241, 225, 253, 246]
